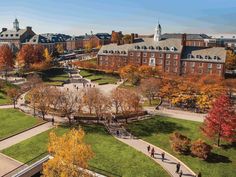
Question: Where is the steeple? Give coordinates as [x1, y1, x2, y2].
[13, 18, 20, 31]
[154, 21, 162, 42]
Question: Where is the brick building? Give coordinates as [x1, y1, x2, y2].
[0, 19, 35, 51]
[66, 36, 84, 51]
[97, 23, 226, 77]
[83, 33, 111, 49]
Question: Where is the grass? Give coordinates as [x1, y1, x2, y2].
[41, 67, 69, 85]
[0, 109, 43, 139]
[126, 116, 236, 177]
[0, 81, 18, 105]
[2, 124, 169, 177]
[80, 69, 119, 84]
[142, 99, 161, 107]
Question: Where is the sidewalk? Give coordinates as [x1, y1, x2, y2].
[0, 122, 53, 150]
[117, 138, 196, 177]
[145, 107, 206, 122]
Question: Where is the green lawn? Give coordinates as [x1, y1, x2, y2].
[80, 69, 119, 84]
[0, 109, 43, 139]
[126, 116, 236, 177]
[0, 81, 18, 105]
[2, 124, 169, 177]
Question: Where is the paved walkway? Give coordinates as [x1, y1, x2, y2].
[145, 107, 206, 122]
[0, 122, 53, 150]
[0, 105, 14, 109]
[106, 123, 196, 177]
[0, 153, 27, 177]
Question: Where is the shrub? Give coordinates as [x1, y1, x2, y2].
[170, 132, 191, 154]
[191, 139, 212, 160]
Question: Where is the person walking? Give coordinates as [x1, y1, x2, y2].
[147, 145, 151, 153]
[52, 117, 55, 126]
[116, 130, 120, 137]
[179, 170, 183, 177]
[151, 147, 155, 158]
[176, 162, 181, 173]
[161, 152, 165, 161]
[197, 172, 202, 177]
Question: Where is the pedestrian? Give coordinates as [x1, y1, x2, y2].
[116, 130, 120, 137]
[179, 170, 183, 177]
[197, 172, 202, 177]
[52, 117, 55, 126]
[151, 147, 155, 158]
[176, 162, 181, 173]
[147, 145, 151, 153]
[161, 152, 165, 161]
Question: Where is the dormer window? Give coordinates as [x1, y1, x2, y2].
[170, 47, 176, 51]
[214, 56, 217, 60]
[10, 34, 13, 37]
[164, 46, 169, 51]
[187, 54, 192, 59]
[149, 46, 154, 50]
[156, 46, 162, 50]
[142, 46, 147, 50]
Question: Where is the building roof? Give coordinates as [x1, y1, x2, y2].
[26, 34, 52, 44]
[41, 33, 71, 42]
[66, 35, 85, 41]
[0, 29, 27, 40]
[98, 38, 183, 56]
[181, 47, 226, 63]
[161, 33, 211, 40]
[95, 33, 111, 40]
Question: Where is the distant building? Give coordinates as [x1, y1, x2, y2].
[0, 19, 35, 51]
[41, 33, 69, 50]
[66, 36, 84, 51]
[83, 33, 111, 49]
[97, 22, 226, 77]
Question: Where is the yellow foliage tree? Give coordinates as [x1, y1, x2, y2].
[225, 50, 236, 70]
[43, 48, 53, 63]
[56, 44, 64, 55]
[42, 128, 94, 177]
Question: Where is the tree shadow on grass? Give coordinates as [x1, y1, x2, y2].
[221, 142, 236, 150]
[127, 119, 188, 137]
[206, 153, 232, 163]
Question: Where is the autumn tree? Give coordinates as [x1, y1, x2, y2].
[42, 128, 94, 177]
[56, 44, 64, 55]
[138, 65, 157, 78]
[33, 45, 45, 63]
[111, 88, 123, 114]
[139, 78, 161, 105]
[201, 94, 236, 146]
[170, 132, 191, 154]
[58, 90, 82, 124]
[225, 50, 236, 70]
[119, 65, 140, 85]
[191, 139, 212, 160]
[7, 88, 19, 108]
[17, 44, 34, 70]
[43, 48, 53, 63]
[83, 88, 97, 114]
[26, 73, 42, 88]
[0, 45, 14, 80]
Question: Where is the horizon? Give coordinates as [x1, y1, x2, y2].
[0, 0, 236, 36]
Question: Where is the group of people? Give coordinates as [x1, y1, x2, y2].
[82, 83, 95, 88]
[147, 145, 202, 177]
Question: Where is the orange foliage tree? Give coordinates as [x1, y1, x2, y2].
[191, 139, 212, 160]
[17, 44, 34, 70]
[225, 50, 236, 70]
[0, 45, 14, 79]
[42, 128, 94, 177]
[170, 132, 191, 154]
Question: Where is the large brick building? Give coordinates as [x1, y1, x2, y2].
[0, 19, 35, 51]
[97, 23, 226, 77]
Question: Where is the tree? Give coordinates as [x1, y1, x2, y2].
[58, 90, 82, 124]
[122, 34, 131, 44]
[170, 132, 191, 154]
[119, 65, 140, 85]
[7, 88, 19, 108]
[201, 94, 236, 146]
[17, 44, 34, 70]
[26, 73, 42, 88]
[191, 139, 212, 160]
[33, 45, 45, 63]
[139, 78, 161, 105]
[43, 48, 53, 63]
[42, 128, 94, 177]
[138, 65, 157, 78]
[83, 88, 97, 114]
[225, 50, 236, 70]
[0, 45, 14, 80]
[56, 44, 64, 55]
[111, 88, 123, 114]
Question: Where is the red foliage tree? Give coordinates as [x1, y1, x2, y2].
[17, 44, 34, 70]
[0, 45, 14, 79]
[201, 94, 236, 146]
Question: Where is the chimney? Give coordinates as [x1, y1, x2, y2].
[131, 33, 135, 43]
[135, 33, 138, 38]
[26, 26, 32, 31]
[2, 28, 7, 32]
[182, 33, 187, 46]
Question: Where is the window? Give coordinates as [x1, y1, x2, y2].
[130, 52, 134, 56]
[5, 34, 8, 37]
[10, 34, 13, 37]
[99, 56, 103, 61]
[143, 58, 147, 63]
[217, 64, 222, 69]
[207, 68, 212, 74]
[199, 62, 203, 67]
[165, 66, 170, 72]
[143, 52, 147, 57]
[191, 62, 195, 67]
[214, 56, 218, 60]
[187, 54, 192, 59]
[165, 60, 170, 65]
[159, 53, 163, 58]
[182, 61, 186, 66]
[136, 52, 141, 57]
[151, 53, 155, 57]
[173, 67, 178, 73]
[166, 54, 171, 58]
[174, 60, 178, 66]
[198, 69, 203, 74]
[174, 54, 178, 59]
[191, 68, 195, 73]
[156, 46, 162, 50]
[0, 34, 3, 37]
[218, 70, 222, 76]
[182, 67, 186, 73]
[158, 59, 163, 64]
[208, 63, 212, 68]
